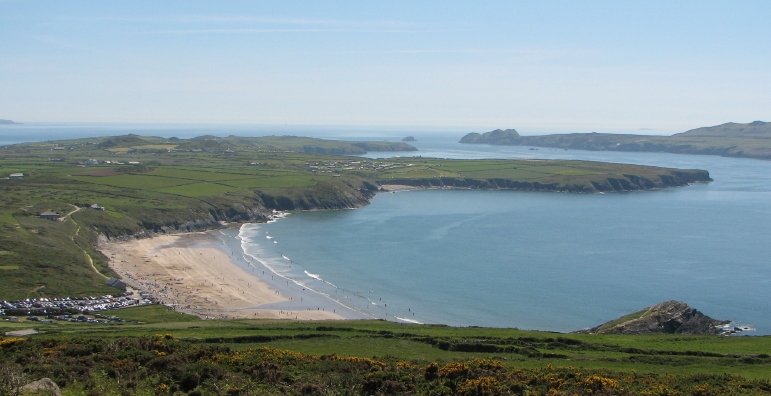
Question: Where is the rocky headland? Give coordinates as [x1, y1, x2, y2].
[574, 301, 731, 335]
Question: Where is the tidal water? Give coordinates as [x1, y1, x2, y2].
[242, 136, 771, 334]
[5, 124, 770, 333]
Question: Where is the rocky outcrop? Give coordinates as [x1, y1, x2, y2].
[574, 301, 729, 335]
[460, 129, 520, 145]
[19, 378, 62, 396]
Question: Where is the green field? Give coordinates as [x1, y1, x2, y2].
[1, 309, 770, 394]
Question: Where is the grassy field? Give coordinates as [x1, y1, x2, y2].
[1, 307, 770, 394]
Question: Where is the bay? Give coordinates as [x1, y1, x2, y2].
[4, 124, 770, 333]
[243, 135, 771, 334]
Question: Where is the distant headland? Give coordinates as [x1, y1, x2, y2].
[0, 119, 22, 125]
[460, 121, 771, 160]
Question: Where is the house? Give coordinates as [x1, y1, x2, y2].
[90, 204, 105, 211]
[105, 278, 127, 291]
[85, 159, 99, 165]
[38, 211, 61, 220]
[9, 173, 23, 178]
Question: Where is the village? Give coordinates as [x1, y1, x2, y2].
[306, 159, 411, 174]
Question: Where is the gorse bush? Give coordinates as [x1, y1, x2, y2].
[2, 335, 771, 395]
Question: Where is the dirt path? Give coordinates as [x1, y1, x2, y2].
[67, 205, 108, 279]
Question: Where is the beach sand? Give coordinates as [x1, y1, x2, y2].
[101, 231, 358, 320]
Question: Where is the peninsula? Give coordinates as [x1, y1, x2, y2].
[460, 121, 771, 160]
[0, 119, 22, 125]
[0, 134, 710, 301]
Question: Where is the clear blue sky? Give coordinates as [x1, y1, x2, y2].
[1, 1, 770, 133]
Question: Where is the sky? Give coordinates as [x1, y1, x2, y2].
[1, 1, 770, 134]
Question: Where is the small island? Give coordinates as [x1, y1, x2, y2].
[0, 119, 22, 125]
[402, 136, 417, 142]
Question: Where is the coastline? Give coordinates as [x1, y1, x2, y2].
[100, 227, 372, 321]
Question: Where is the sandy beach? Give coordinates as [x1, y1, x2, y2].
[101, 230, 364, 320]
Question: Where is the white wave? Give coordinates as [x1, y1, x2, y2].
[393, 316, 423, 324]
[266, 210, 289, 223]
[266, 236, 273, 239]
[304, 270, 320, 280]
[282, 255, 290, 261]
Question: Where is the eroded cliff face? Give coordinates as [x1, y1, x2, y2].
[574, 301, 729, 335]
[98, 179, 379, 242]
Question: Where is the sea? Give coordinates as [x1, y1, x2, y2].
[3, 123, 770, 334]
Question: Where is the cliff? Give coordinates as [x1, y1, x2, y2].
[97, 179, 378, 242]
[574, 301, 729, 335]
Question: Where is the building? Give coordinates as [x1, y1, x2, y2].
[9, 173, 23, 178]
[38, 211, 61, 220]
[105, 278, 127, 291]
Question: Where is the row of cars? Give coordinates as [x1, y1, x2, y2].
[1, 293, 153, 324]
[22, 313, 135, 324]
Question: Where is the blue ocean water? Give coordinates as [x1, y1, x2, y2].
[241, 135, 771, 334]
[4, 124, 770, 333]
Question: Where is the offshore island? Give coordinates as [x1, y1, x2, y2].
[460, 120, 771, 160]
